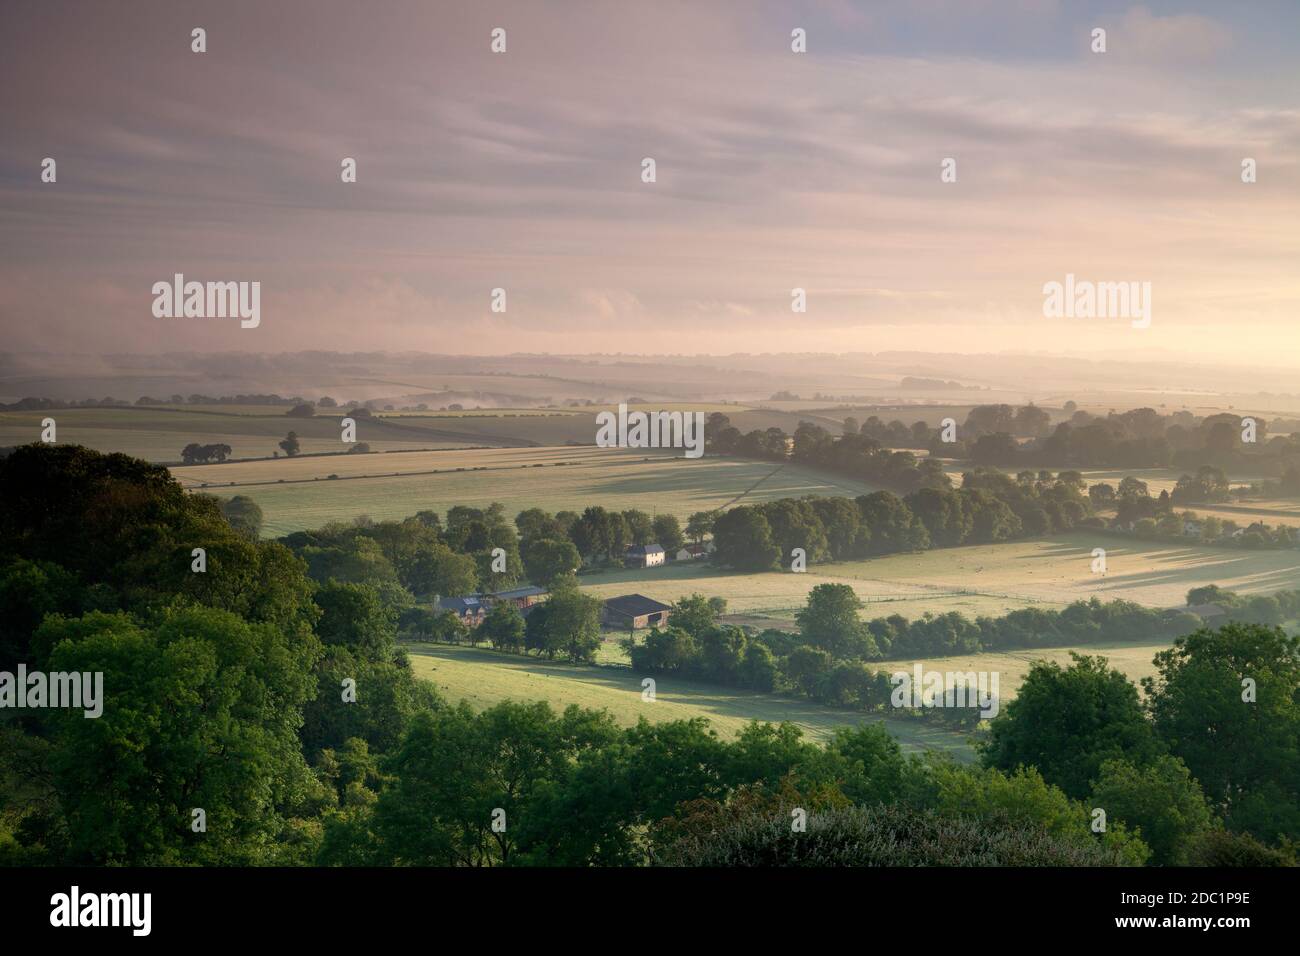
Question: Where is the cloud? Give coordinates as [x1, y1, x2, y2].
[1117, 5, 1231, 64]
[574, 289, 644, 322]
[0, 0, 1295, 362]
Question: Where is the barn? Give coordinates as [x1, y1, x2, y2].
[488, 585, 548, 610]
[602, 593, 672, 629]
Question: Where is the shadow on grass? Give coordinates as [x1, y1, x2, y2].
[407, 642, 975, 760]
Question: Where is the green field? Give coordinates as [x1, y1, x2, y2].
[175, 444, 622, 486]
[578, 530, 1300, 628]
[405, 638, 1174, 761]
[406, 643, 975, 759]
[182, 447, 882, 536]
[0, 406, 539, 462]
[0, 401, 839, 466]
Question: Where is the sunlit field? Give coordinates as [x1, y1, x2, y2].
[183, 448, 882, 536]
[406, 642, 976, 759]
[577, 531, 1300, 628]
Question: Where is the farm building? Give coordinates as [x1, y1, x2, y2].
[438, 595, 487, 625]
[488, 585, 548, 610]
[602, 593, 672, 629]
[624, 544, 666, 568]
[439, 586, 548, 623]
[674, 543, 711, 561]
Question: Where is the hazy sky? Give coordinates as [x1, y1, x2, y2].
[1, 0, 1297, 362]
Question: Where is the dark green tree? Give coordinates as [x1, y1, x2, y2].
[480, 602, 526, 653]
[983, 653, 1163, 800]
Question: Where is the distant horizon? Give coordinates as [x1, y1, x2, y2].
[3, 0, 1297, 364]
[3, 344, 1298, 372]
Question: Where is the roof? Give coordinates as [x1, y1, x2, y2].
[603, 593, 672, 617]
[1186, 603, 1227, 618]
[438, 596, 482, 612]
[490, 585, 547, 600]
[625, 544, 665, 555]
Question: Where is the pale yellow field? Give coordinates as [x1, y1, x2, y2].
[894, 642, 1168, 702]
[172, 444, 631, 487]
[938, 464, 1263, 498]
[582, 563, 1025, 629]
[376, 408, 586, 418]
[582, 401, 756, 415]
[578, 530, 1300, 626]
[1188, 505, 1300, 528]
[183, 447, 882, 536]
[1073, 467, 1262, 496]
[0, 407, 490, 462]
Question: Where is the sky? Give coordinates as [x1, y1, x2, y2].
[1, 0, 1297, 363]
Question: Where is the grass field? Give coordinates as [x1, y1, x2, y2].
[897, 641, 1168, 700]
[935, 464, 1264, 499]
[578, 530, 1300, 627]
[182, 448, 882, 536]
[1232, 498, 1300, 514]
[1187, 504, 1300, 528]
[585, 562, 1018, 628]
[174, 444, 624, 486]
[0, 406, 540, 461]
[406, 643, 976, 759]
[1076, 467, 1266, 496]
[1, 401, 844, 464]
[762, 401, 982, 425]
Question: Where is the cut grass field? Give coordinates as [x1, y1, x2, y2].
[1188, 504, 1300, 528]
[899, 641, 1168, 700]
[405, 642, 976, 759]
[182, 447, 882, 536]
[0, 401, 825, 465]
[578, 530, 1300, 627]
[586, 563, 1018, 628]
[0, 406, 538, 462]
[936, 464, 1264, 499]
[174, 443, 624, 486]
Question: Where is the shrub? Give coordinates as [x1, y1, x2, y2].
[654, 803, 1133, 867]
[1183, 829, 1294, 867]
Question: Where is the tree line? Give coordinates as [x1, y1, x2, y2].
[709, 468, 1092, 572]
[1092, 473, 1299, 549]
[626, 589, 1194, 720]
[706, 404, 1300, 475]
[628, 588, 1299, 864]
[631, 582, 1300, 703]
